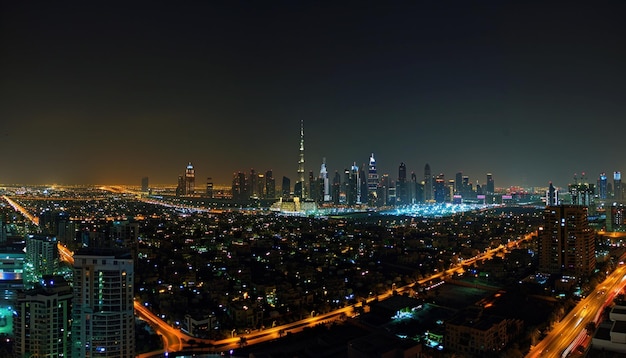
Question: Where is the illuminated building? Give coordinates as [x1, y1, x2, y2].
[546, 182, 559, 206]
[568, 173, 595, 206]
[424, 163, 433, 202]
[25, 234, 58, 285]
[319, 159, 330, 202]
[613, 172, 622, 200]
[538, 205, 595, 277]
[177, 162, 195, 196]
[598, 173, 607, 199]
[185, 162, 195, 195]
[455, 172, 463, 195]
[296, 120, 305, 199]
[308, 170, 317, 202]
[72, 248, 135, 358]
[486, 173, 494, 194]
[249, 169, 258, 197]
[332, 171, 341, 204]
[434, 173, 446, 203]
[15, 275, 72, 358]
[445, 307, 523, 355]
[232, 171, 249, 200]
[396, 162, 408, 205]
[206, 177, 214, 198]
[265, 170, 275, 199]
[367, 153, 378, 205]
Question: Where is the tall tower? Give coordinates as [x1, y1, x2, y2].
[424, 163, 433, 202]
[72, 248, 135, 358]
[297, 120, 305, 199]
[185, 162, 195, 195]
[367, 153, 378, 205]
[320, 158, 330, 202]
[538, 205, 595, 277]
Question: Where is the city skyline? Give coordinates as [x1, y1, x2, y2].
[1, 2, 625, 187]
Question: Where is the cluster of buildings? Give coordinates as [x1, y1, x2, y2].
[158, 122, 503, 208]
[0, 194, 137, 358]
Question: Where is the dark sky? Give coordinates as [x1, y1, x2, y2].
[1, 1, 625, 188]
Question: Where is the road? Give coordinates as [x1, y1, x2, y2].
[527, 264, 626, 358]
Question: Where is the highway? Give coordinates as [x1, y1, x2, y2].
[527, 264, 626, 358]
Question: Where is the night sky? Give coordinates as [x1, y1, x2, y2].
[1, 1, 625, 188]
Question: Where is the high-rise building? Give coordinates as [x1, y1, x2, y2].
[185, 162, 195, 195]
[546, 182, 559, 206]
[538, 205, 595, 277]
[206, 177, 214, 198]
[297, 120, 305, 199]
[486, 173, 494, 194]
[462, 175, 470, 196]
[332, 171, 341, 204]
[455, 172, 463, 195]
[308, 170, 318, 202]
[434, 173, 446, 203]
[319, 159, 330, 202]
[615, 171, 622, 201]
[282, 176, 291, 199]
[72, 248, 135, 358]
[265, 170, 276, 199]
[15, 275, 72, 358]
[141, 176, 149, 192]
[598, 173, 607, 200]
[25, 234, 58, 285]
[232, 172, 249, 201]
[396, 162, 408, 205]
[249, 169, 258, 197]
[377, 174, 390, 206]
[424, 164, 433, 202]
[367, 153, 378, 205]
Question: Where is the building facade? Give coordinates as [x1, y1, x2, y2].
[538, 205, 596, 277]
[71, 248, 135, 358]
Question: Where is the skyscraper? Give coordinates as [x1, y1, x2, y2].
[367, 153, 378, 205]
[206, 177, 214, 198]
[424, 163, 433, 202]
[486, 173, 494, 194]
[185, 162, 195, 195]
[320, 159, 330, 202]
[455, 172, 463, 195]
[265, 170, 276, 199]
[297, 120, 305, 199]
[72, 248, 135, 358]
[615, 171, 622, 201]
[332, 171, 341, 204]
[397, 162, 408, 205]
[598, 173, 607, 199]
[282, 176, 291, 199]
[141, 176, 149, 192]
[546, 182, 558, 206]
[538, 205, 595, 277]
[434, 173, 446, 203]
